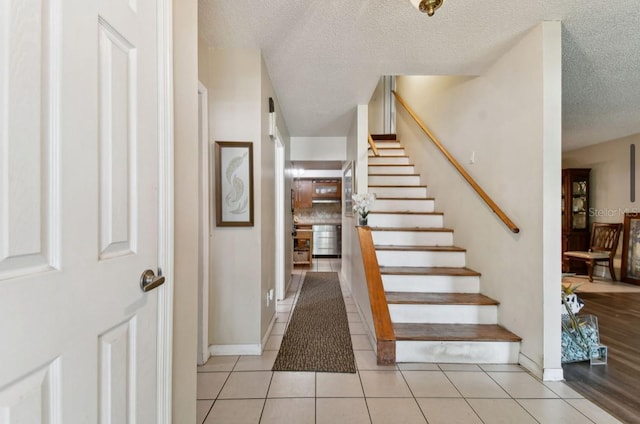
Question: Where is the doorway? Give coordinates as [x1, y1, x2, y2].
[197, 82, 210, 365]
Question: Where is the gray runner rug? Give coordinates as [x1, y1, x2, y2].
[272, 272, 357, 373]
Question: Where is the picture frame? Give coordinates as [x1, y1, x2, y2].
[343, 161, 354, 217]
[621, 212, 640, 285]
[214, 141, 254, 227]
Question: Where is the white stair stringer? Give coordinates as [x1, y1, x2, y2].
[376, 249, 466, 268]
[369, 165, 416, 174]
[373, 198, 435, 213]
[368, 156, 411, 165]
[381, 274, 480, 293]
[369, 186, 428, 198]
[368, 213, 444, 228]
[372, 229, 453, 247]
[395, 341, 520, 364]
[372, 148, 406, 156]
[388, 304, 498, 324]
[367, 136, 521, 365]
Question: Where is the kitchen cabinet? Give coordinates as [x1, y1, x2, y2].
[294, 179, 312, 209]
[562, 168, 590, 273]
[312, 180, 342, 200]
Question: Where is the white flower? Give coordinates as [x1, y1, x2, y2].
[352, 192, 376, 218]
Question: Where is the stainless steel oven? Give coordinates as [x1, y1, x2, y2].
[312, 224, 342, 257]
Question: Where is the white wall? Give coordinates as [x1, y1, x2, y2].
[260, 55, 278, 338]
[291, 137, 347, 161]
[563, 132, 640, 276]
[368, 77, 385, 135]
[342, 105, 377, 346]
[203, 47, 290, 351]
[173, 0, 199, 420]
[395, 22, 562, 378]
[208, 48, 262, 348]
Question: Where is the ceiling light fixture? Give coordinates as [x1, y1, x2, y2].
[409, 0, 445, 17]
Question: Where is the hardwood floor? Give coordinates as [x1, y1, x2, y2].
[562, 292, 640, 423]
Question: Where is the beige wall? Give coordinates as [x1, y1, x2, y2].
[394, 22, 562, 378]
[173, 0, 199, 420]
[563, 133, 640, 276]
[260, 55, 277, 337]
[200, 45, 290, 351]
[208, 49, 263, 347]
[342, 105, 377, 346]
[290, 137, 348, 161]
[368, 77, 385, 134]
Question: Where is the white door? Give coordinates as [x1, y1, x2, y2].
[0, 0, 164, 422]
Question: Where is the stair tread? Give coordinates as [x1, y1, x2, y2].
[370, 211, 443, 215]
[369, 164, 414, 167]
[369, 185, 427, 188]
[369, 173, 420, 176]
[375, 245, 465, 252]
[371, 227, 452, 233]
[375, 197, 434, 200]
[386, 292, 498, 305]
[371, 134, 398, 140]
[380, 266, 481, 276]
[393, 323, 521, 342]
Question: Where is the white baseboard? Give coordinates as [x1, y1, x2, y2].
[518, 353, 564, 381]
[278, 274, 293, 301]
[209, 313, 277, 357]
[209, 344, 262, 356]
[542, 368, 564, 381]
[261, 313, 277, 351]
[518, 352, 543, 379]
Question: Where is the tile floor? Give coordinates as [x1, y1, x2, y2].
[196, 259, 622, 423]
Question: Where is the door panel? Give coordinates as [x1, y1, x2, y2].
[98, 20, 138, 259]
[0, 0, 161, 422]
[0, 0, 58, 280]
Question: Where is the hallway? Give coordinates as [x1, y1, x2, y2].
[196, 260, 620, 423]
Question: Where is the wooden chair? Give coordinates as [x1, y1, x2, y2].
[564, 222, 623, 282]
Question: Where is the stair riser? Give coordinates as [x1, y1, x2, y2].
[369, 186, 427, 198]
[395, 341, 520, 364]
[369, 175, 421, 186]
[382, 275, 480, 293]
[368, 165, 415, 175]
[374, 149, 406, 157]
[368, 214, 444, 228]
[373, 231, 453, 246]
[374, 141, 402, 148]
[372, 199, 435, 213]
[389, 304, 497, 324]
[368, 156, 411, 165]
[376, 250, 465, 267]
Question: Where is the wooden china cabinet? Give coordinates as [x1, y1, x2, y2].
[562, 168, 591, 273]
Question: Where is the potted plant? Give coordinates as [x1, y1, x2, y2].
[352, 192, 376, 226]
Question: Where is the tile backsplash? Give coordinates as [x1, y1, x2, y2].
[294, 203, 342, 224]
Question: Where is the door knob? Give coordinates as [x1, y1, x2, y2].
[140, 269, 165, 292]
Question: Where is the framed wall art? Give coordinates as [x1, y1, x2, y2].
[343, 161, 354, 217]
[214, 141, 254, 227]
[621, 212, 640, 284]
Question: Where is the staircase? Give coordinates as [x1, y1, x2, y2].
[367, 134, 521, 364]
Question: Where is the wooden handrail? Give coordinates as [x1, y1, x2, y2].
[357, 226, 395, 365]
[393, 90, 520, 234]
[368, 133, 380, 157]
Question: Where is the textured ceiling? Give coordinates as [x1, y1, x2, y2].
[199, 0, 640, 150]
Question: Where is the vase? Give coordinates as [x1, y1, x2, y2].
[358, 216, 368, 226]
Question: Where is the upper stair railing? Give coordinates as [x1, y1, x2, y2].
[368, 133, 380, 157]
[357, 226, 395, 365]
[392, 90, 520, 234]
